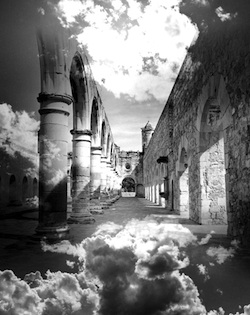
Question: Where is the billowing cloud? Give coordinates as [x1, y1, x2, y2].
[51, 0, 198, 102]
[0, 269, 99, 315]
[206, 245, 235, 264]
[38, 7, 45, 15]
[215, 6, 237, 22]
[197, 264, 210, 281]
[198, 232, 214, 245]
[0, 217, 249, 314]
[0, 103, 39, 167]
[42, 239, 86, 260]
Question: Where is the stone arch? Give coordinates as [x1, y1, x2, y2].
[121, 176, 136, 196]
[110, 143, 114, 165]
[197, 75, 231, 225]
[9, 175, 18, 204]
[106, 133, 111, 160]
[33, 178, 38, 197]
[101, 121, 106, 156]
[22, 176, 29, 202]
[91, 97, 99, 146]
[70, 52, 89, 130]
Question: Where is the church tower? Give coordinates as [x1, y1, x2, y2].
[141, 121, 154, 153]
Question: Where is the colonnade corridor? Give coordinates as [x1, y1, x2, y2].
[0, 197, 250, 314]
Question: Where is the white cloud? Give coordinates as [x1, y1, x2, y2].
[38, 7, 45, 15]
[0, 103, 39, 167]
[42, 239, 86, 260]
[0, 103, 39, 154]
[199, 233, 212, 245]
[215, 6, 238, 22]
[197, 264, 210, 281]
[192, 0, 209, 6]
[52, 0, 199, 102]
[206, 245, 235, 264]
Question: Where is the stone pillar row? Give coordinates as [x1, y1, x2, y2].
[36, 94, 120, 238]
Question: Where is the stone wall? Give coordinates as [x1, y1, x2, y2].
[143, 17, 250, 246]
[0, 141, 38, 210]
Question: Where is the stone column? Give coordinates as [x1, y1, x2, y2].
[89, 146, 104, 213]
[100, 156, 107, 198]
[69, 130, 95, 223]
[36, 93, 71, 239]
[106, 161, 112, 196]
[67, 153, 72, 201]
[111, 168, 117, 194]
[90, 146, 102, 199]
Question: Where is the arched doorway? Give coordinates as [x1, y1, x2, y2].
[91, 98, 99, 146]
[22, 176, 28, 202]
[9, 175, 18, 205]
[199, 97, 227, 224]
[121, 177, 136, 197]
[178, 148, 189, 218]
[33, 178, 38, 197]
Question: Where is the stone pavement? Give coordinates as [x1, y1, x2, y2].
[0, 197, 228, 277]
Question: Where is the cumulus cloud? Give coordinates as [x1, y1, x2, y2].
[197, 264, 210, 281]
[206, 245, 235, 264]
[0, 269, 98, 315]
[0, 103, 39, 166]
[215, 6, 238, 22]
[1, 216, 249, 314]
[40, 218, 206, 314]
[51, 0, 198, 102]
[199, 233, 213, 245]
[38, 7, 45, 15]
[42, 239, 86, 260]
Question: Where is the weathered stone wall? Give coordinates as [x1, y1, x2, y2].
[0, 141, 38, 210]
[143, 17, 250, 246]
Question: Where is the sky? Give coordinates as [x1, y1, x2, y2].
[0, 0, 245, 151]
[0, 0, 200, 151]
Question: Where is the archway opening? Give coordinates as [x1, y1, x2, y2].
[199, 97, 227, 225]
[33, 178, 38, 197]
[22, 176, 28, 202]
[121, 177, 136, 197]
[101, 121, 106, 156]
[91, 98, 99, 145]
[9, 175, 18, 205]
[70, 52, 87, 131]
[178, 148, 189, 218]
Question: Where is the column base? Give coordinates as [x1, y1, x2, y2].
[89, 198, 104, 214]
[67, 212, 95, 224]
[35, 224, 70, 240]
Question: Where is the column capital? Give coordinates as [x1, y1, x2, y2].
[91, 146, 102, 151]
[70, 129, 92, 136]
[37, 92, 73, 105]
[91, 146, 102, 156]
